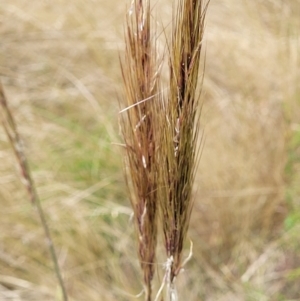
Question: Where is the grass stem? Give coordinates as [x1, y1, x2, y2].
[0, 81, 68, 301]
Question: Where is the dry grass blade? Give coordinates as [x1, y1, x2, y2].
[159, 0, 208, 292]
[119, 1, 161, 300]
[0, 81, 68, 301]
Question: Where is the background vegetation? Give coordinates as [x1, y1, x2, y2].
[0, 0, 299, 300]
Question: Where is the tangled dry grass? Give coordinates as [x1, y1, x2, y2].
[0, 0, 300, 300]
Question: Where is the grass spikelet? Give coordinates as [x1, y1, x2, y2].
[119, 1, 161, 300]
[159, 0, 208, 292]
[120, 0, 208, 299]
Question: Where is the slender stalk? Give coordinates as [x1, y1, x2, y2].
[0, 81, 68, 301]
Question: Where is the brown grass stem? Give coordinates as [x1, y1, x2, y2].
[0, 81, 68, 301]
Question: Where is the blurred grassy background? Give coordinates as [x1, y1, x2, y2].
[0, 0, 300, 300]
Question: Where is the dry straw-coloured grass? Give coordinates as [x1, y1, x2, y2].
[1, 0, 300, 300]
